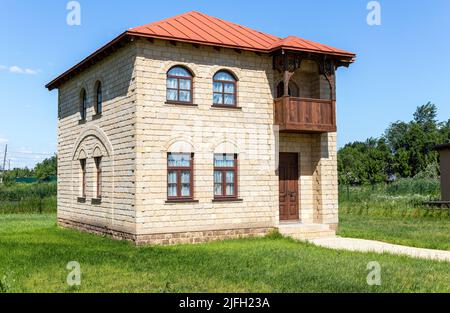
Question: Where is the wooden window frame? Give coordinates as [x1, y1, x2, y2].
[94, 156, 102, 199]
[166, 67, 193, 105]
[80, 158, 87, 198]
[167, 153, 194, 201]
[95, 82, 102, 115]
[213, 153, 238, 199]
[212, 71, 237, 108]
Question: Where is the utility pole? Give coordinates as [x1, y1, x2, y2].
[0, 144, 7, 184]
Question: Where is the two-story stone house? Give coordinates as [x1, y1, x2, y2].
[46, 11, 355, 245]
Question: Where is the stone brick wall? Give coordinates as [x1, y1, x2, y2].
[136, 227, 274, 245]
[133, 38, 278, 236]
[56, 37, 339, 243]
[313, 132, 339, 229]
[57, 43, 139, 235]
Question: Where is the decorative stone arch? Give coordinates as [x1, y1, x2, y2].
[76, 80, 90, 93]
[72, 125, 113, 160]
[208, 66, 242, 81]
[91, 72, 107, 97]
[91, 73, 106, 86]
[77, 148, 87, 160]
[212, 139, 240, 155]
[76, 81, 90, 108]
[163, 136, 197, 153]
[161, 61, 198, 78]
[92, 145, 105, 158]
[70, 125, 115, 225]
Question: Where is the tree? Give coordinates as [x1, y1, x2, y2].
[413, 102, 437, 127]
[338, 138, 390, 186]
[34, 156, 57, 182]
[339, 102, 449, 184]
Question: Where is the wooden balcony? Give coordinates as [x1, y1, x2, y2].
[274, 96, 336, 133]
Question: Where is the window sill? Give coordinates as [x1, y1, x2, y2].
[78, 119, 86, 125]
[211, 105, 242, 110]
[212, 198, 243, 202]
[92, 113, 102, 120]
[77, 197, 86, 203]
[165, 199, 199, 204]
[91, 198, 102, 205]
[165, 101, 198, 107]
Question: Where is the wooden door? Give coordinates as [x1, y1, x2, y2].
[279, 153, 299, 221]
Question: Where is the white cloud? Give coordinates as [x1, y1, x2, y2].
[0, 137, 8, 145]
[0, 65, 39, 75]
[24, 68, 39, 75]
[9, 65, 39, 75]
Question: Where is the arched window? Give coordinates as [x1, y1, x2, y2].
[80, 89, 87, 120]
[95, 81, 102, 115]
[213, 70, 237, 107]
[166, 66, 193, 103]
[276, 81, 299, 98]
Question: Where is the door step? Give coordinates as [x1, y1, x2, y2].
[278, 223, 336, 240]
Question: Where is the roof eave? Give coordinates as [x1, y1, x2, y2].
[46, 31, 356, 90]
[270, 45, 355, 59]
[127, 30, 269, 53]
[45, 31, 132, 91]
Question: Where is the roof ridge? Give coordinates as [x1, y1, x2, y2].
[194, 11, 278, 43]
[187, 11, 237, 45]
[46, 12, 355, 90]
[129, 11, 195, 30]
[129, 11, 354, 56]
[195, 11, 266, 48]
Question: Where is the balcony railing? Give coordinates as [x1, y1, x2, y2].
[274, 96, 336, 133]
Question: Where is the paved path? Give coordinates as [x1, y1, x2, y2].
[308, 237, 450, 262]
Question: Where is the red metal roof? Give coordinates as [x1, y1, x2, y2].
[129, 11, 354, 56]
[46, 11, 355, 90]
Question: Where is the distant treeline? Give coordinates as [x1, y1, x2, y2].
[1, 155, 57, 185]
[338, 102, 450, 185]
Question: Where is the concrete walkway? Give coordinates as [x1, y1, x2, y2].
[308, 237, 450, 262]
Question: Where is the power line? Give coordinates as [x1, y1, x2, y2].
[0, 144, 7, 183]
[9, 151, 55, 156]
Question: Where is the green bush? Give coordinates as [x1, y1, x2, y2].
[0, 183, 56, 214]
[339, 179, 448, 219]
[384, 178, 439, 196]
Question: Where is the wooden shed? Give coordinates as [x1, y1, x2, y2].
[436, 143, 450, 202]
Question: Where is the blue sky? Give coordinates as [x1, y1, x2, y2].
[1, 0, 449, 168]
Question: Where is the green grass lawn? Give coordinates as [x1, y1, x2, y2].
[339, 214, 450, 251]
[338, 179, 449, 251]
[0, 214, 449, 293]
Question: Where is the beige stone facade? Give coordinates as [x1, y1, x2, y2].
[54, 37, 340, 245]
